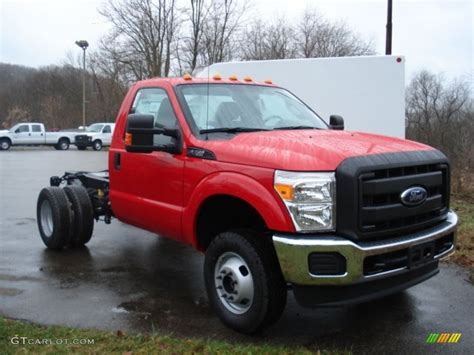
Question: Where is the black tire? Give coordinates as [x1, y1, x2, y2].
[77, 146, 87, 151]
[204, 229, 287, 334]
[57, 138, 70, 150]
[63, 185, 94, 246]
[0, 138, 11, 150]
[36, 187, 73, 249]
[92, 140, 102, 151]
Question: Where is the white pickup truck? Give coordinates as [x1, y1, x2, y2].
[0, 123, 77, 151]
[74, 123, 115, 151]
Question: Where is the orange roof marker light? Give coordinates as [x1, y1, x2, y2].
[229, 74, 238, 81]
[264, 79, 273, 84]
[183, 73, 192, 80]
[212, 73, 222, 80]
[243, 75, 253, 82]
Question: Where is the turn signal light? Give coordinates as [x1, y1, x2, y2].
[125, 133, 132, 145]
[274, 183, 294, 201]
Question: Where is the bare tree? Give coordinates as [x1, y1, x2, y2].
[181, 0, 207, 73]
[295, 7, 375, 58]
[241, 18, 296, 60]
[240, 7, 374, 61]
[99, 0, 179, 79]
[202, 0, 246, 65]
[3, 107, 31, 128]
[406, 70, 473, 191]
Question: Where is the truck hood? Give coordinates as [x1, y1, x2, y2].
[0, 130, 10, 135]
[201, 130, 433, 171]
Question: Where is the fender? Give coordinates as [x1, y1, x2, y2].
[182, 171, 294, 248]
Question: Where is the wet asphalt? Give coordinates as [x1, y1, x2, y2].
[0, 148, 473, 354]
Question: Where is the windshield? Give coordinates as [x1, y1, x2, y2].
[9, 123, 21, 132]
[176, 84, 328, 134]
[86, 124, 104, 133]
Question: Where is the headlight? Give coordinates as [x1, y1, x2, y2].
[274, 170, 336, 232]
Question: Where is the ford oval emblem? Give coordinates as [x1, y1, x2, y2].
[400, 186, 427, 207]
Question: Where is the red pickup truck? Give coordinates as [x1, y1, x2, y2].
[36, 76, 458, 334]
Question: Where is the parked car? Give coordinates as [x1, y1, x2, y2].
[74, 123, 115, 151]
[0, 122, 76, 150]
[36, 76, 457, 334]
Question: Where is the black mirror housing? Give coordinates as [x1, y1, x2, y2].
[330, 115, 344, 130]
[125, 114, 181, 154]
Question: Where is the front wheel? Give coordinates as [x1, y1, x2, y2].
[0, 138, 11, 150]
[204, 230, 287, 334]
[92, 140, 102, 151]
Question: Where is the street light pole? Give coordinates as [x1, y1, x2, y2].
[75, 40, 89, 130]
[385, 0, 393, 55]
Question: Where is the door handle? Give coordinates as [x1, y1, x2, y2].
[114, 153, 121, 170]
[29, 133, 31, 136]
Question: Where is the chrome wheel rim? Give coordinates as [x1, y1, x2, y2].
[1, 141, 8, 149]
[214, 252, 254, 314]
[40, 200, 54, 238]
[61, 142, 67, 149]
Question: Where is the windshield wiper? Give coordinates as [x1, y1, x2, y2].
[200, 127, 270, 134]
[273, 125, 321, 130]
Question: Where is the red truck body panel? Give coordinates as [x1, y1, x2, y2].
[108, 77, 434, 248]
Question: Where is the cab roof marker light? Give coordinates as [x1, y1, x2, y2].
[183, 73, 192, 80]
[264, 79, 273, 84]
[213, 73, 222, 80]
[243, 75, 253, 82]
[229, 74, 238, 81]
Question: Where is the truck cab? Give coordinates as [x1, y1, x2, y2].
[36, 76, 457, 334]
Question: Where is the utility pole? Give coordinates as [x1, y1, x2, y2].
[385, 0, 393, 55]
[75, 40, 89, 130]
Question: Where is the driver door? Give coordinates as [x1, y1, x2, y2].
[13, 124, 31, 144]
[111, 87, 185, 240]
[101, 124, 113, 145]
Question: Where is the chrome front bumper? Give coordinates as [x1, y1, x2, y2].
[273, 211, 458, 286]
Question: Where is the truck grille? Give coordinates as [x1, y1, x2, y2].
[359, 163, 449, 239]
[75, 135, 90, 144]
[336, 150, 450, 241]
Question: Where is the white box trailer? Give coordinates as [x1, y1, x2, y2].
[197, 55, 405, 138]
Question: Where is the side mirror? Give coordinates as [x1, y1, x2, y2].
[125, 114, 181, 154]
[329, 115, 344, 130]
[15, 128, 20, 133]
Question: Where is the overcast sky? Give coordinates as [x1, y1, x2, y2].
[0, 0, 472, 81]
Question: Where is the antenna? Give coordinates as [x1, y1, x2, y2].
[205, 64, 210, 140]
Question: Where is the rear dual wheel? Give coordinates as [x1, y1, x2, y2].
[64, 186, 94, 246]
[37, 186, 94, 249]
